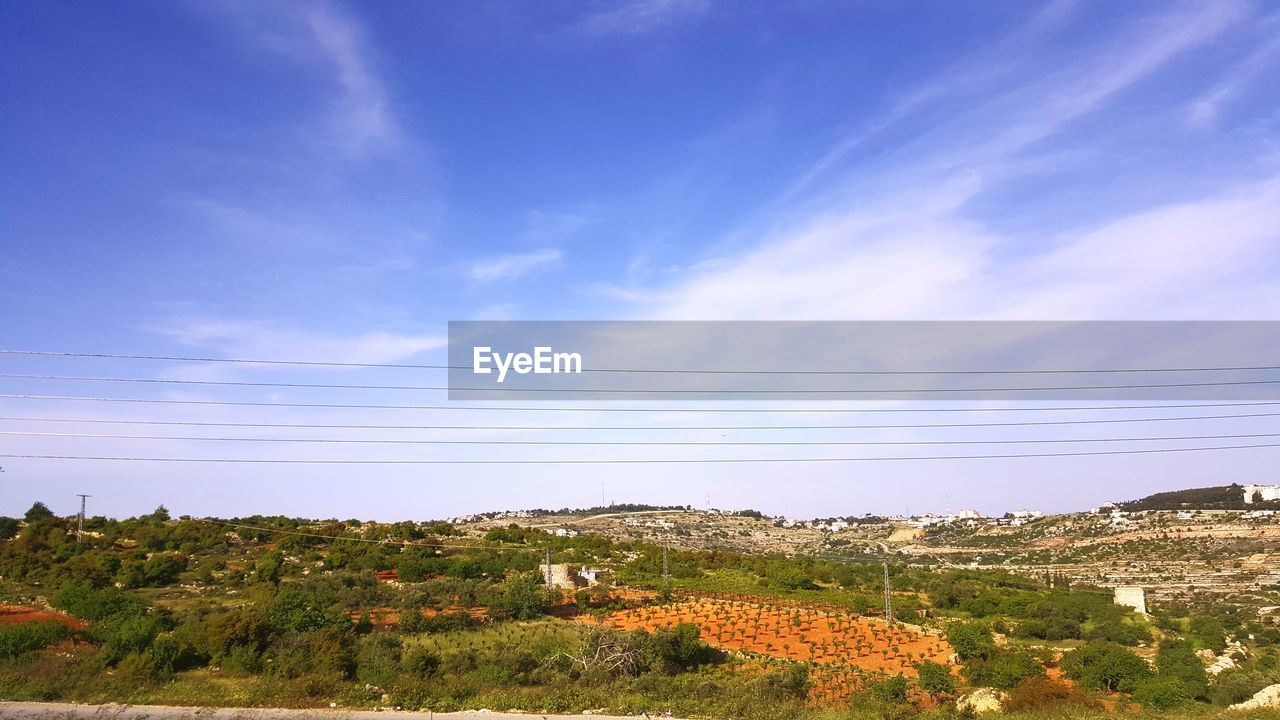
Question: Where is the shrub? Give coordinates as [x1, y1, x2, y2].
[50, 582, 146, 622]
[1133, 675, 1192, 709]
[870, 673, 910, 704]
[402, 646, 439, 678]
[1004, 676, 1095, 711]
[1156, 640, 1208, 699]
[490, 572, 548, 620]
[148, 630, 205, 674]
[219, 644, 263, 674]
[356, 633, 402, 688]
[1083, 619, 1150, 646]
[0, 622, 70, 660]
[963, 648, 1045, 690]
[914, 659, 955, 697]
[264, 588, 348, 634]
[769, 566, 815, 591]
[946, 622, 995, 660]
[644, 623, 720, 673]
[266, 627, 356, 680]
[140, 553, 187, 586]
[1061, 640, 1151, 692]
[755, 663, 810, 700]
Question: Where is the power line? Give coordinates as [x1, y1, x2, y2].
[4, 409, 1280, 430]
[7, 429, 1280, 446]
[5, 442, 1280, 463]
[4, 372, 1280, 393]
[5, 393, 1280, 413]
[4, 348, 1280, 376]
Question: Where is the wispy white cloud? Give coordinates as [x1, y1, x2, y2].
[519, 208, 598, 244]
[783, 1, 1245, 205]
[616, 1, 1280, 323]
[573, 0, 709, 37]
[1187, 14, 1280, 128]
[466, 248, 563, 284]
[219, 1, 400, 157]
[471, 303, 517, 321]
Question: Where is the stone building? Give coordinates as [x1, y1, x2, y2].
[1114, 586, 1147, 615]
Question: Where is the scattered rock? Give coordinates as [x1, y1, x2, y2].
[958, 688, 1006, 714]
[1232, 683, 1280, 710]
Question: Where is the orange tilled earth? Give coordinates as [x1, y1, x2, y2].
[0, 605, 87, 629]
[582, 598, 956, 706]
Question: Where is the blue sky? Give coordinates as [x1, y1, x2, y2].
[2, 0, 1280, 522]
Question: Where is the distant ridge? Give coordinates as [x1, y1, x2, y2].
[1119, 484, 1254, 511]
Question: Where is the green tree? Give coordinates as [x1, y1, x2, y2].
[264, 588, 348, 634]
[963, 649, 1045, 690]
[915, 660, 956, 697]
[946, 622, 996, 660]
[870, 673, 910, 704]
[356, 633, 402, 687]
[1156, 640, 1208, 699]
[1061, 641, 1151, 692]
[491, 571, 548, 620]
[141, 553, 187, 586]
[24, 501, 54, 524]
[1133, 675, 1193, 709]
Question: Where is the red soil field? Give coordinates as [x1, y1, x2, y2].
[581, 597, 956, 707]
[0, 605, 88, 630]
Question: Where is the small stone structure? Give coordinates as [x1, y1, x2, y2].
[1114, 585, 1147, 614]
[543, 563, 604, 589]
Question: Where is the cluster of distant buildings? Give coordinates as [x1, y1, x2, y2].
[768, 508, 1047, 531]
[1243, 484, 1280, 504]
[446, 509, 539, 524]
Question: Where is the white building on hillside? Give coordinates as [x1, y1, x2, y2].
[1243, 484, 1280, 504]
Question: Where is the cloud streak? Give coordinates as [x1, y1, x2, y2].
[466, 248, 563, 284]
[620, 1, 1280, 323]
[573, 0, 709, 37]
[220, 1, 401, 157]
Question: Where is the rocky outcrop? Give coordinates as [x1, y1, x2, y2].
[1232, 683, 1280, 710]
[958, 688, 1006, 714]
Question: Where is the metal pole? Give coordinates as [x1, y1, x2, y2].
[76, 494, 91, 542]
[883, 560, 893, 625]
[662, 544, 670, 591]
[545, 547, 553, 600]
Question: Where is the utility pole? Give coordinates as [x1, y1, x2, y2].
[544, 547, 553, 601]
[662, 544, 670, 588]
[882, 560, 894, 625]
[76, 494, 91, 543]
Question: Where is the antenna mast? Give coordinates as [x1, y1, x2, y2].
[76, 494, 91, 542]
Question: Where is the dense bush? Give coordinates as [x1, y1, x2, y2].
[356, 633, 402, 688]
[1061, 640, 1151, 692]
[50, 582, 146, 621]
[914, 660, 955, 697]
[944, 622, 995, 660]
[490, 572, 549, 620]
[869, 673, 910, 704]
[1156, 640, 1208, 699]
[1132, 675, 1194, 709]
[962, 648, 1045, 690]
[264, 588, 348, 634]
[644, 623, 721, 673]
[0, 622, 70, 661]
[1004, 676, 1096, 711]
